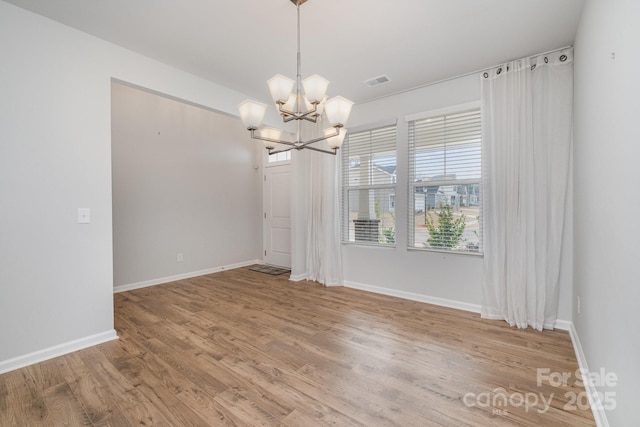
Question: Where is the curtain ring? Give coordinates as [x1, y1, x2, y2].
[560, 54, 567, 62]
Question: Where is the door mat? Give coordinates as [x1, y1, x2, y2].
[249, 265, 291, 276]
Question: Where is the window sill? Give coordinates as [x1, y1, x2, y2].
[342, 242, 396, 250]
[407, 247, 484, 257]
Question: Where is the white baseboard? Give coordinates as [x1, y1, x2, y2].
[568, 323, 610, 427]
[553, 319, 572, 331]
[343, 281, 574, 331]
[289, 274, 341, 287]
[0, 329, 118, 375]
[342, 280, 572, 331]
[114, 259, 263, 293]
[343, 280, 482, 314]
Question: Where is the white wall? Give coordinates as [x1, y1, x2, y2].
[343, 75, 574, 321]
[0, 1, 258, 369]
[111, 83, 261, 288]
[573, 0, 640, 424]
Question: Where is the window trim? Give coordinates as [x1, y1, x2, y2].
[404, 101, 480, 123]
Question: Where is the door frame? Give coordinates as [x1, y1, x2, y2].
[263, 152, 292, 268]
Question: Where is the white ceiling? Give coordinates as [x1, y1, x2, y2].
[5, 0, 585, 104]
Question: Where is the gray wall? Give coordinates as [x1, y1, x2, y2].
[112, 83, 261, 287]
[574, 0, 640, 424]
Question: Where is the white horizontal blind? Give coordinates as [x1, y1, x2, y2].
[408, 108, 482, 253]
[342, 125, 396, 245]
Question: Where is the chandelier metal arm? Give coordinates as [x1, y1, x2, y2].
[297, 126, 341, 147]
[267, 144, 337, 156]
[300, 145, 337, 155]
[249, 125, 342, 152]
[249, 129, 297, 147]
[266, 146, 294, 155]
[282, 113, 318, 124]
[276, 100, 320, 119]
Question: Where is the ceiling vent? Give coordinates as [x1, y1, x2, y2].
[363, 74, 391, 87]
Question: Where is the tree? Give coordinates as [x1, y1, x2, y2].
[425, 203, 466, 249]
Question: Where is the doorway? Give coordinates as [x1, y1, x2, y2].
[263, 160, 292, 268]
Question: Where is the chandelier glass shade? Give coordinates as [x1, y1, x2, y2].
[238, 0, 353, 155]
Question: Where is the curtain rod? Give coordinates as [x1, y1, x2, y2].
[358, 45, 573, 105]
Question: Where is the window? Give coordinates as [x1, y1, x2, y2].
[342, 124, 396, 245]
[268, 151, 291, 163]
[408, 107, 482, 253]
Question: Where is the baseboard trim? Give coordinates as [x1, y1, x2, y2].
[568, 323, 610, 427]
[553, 319, 572, 331]
[0, 329, 118, 375]
[343, 281, 572, 329]
[114, 259, 263, 293]
[343, 280, 482, 314]
[288, 274, 341, 287]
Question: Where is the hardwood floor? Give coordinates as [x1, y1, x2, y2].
[0, 267, 595, 426]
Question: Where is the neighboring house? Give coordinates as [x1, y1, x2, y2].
[348, 159, 396, 216]
[413, 174, 480, 211]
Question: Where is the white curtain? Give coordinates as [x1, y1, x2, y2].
[481, 49, 573, 330]
[291, 118, 343, 286]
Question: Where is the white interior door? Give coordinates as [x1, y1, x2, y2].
[264, 163, 291, 268]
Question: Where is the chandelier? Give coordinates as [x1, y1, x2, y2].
[238, 0, 354, 155]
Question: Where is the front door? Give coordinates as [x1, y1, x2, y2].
[263, 162, 291, 268]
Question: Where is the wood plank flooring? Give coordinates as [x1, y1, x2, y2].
[0, 267, 595, 426]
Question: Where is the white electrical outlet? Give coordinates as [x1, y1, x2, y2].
[177, 253, 183, 262]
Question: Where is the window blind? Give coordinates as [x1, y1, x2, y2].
[408, 108, 482, 253]
[342, 125, 397, 245]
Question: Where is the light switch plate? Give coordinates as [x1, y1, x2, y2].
[78, 208, 91, 224]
